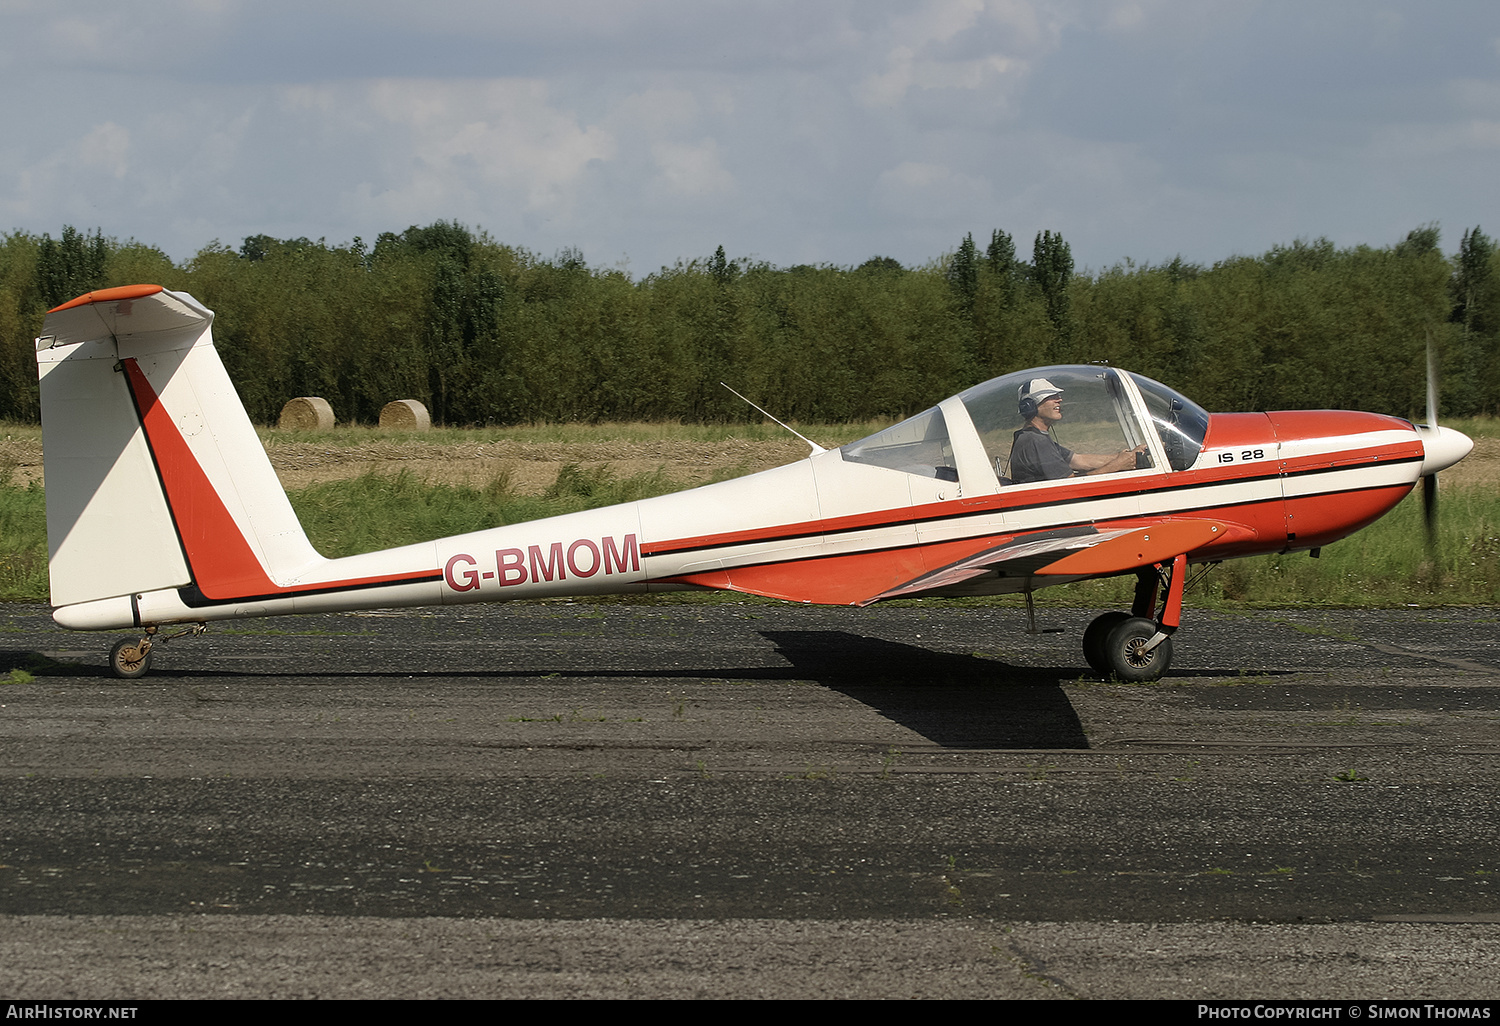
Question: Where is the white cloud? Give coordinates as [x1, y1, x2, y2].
[873, 161, 992, 222]
[348, 78, 615, 218]
[2, 117, 136, 225]
[1369, 118, 1500, 160]
[856, 0, 1060, 111]
[1448, 77, 1500, 113]
[651, 138, 735, 198]
[0, 1, 1496, 272]
[860, 47, 1024, 107]
[607, 88, 705, 136]
[76, 122, 131, 179]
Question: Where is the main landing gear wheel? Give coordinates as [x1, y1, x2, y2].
[1083, 611, 1131, 674]
[109, 638, 153, 679]
[1104, 616, 1173, 683]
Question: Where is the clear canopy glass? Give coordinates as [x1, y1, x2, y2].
[840, 404, 957, 481]
[839, 365, 1210, 485]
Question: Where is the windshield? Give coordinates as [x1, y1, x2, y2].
[1128, 372, 1210, 471]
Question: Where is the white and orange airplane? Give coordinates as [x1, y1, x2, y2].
[36, 285, 1473, 680]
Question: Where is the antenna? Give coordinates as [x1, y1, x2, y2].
[720, 383, 826, 455]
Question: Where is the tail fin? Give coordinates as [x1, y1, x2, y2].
[37, 285, 321, 609]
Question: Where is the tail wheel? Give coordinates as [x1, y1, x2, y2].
[1104, 616, 1172, 682]
[1082, 611, 1131, 674]
[109, 638, 153, 679]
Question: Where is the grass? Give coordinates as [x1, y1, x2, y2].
[248, 413, 1500, 448]
[2, 417, 896, 448]
[0, 480, 49, 602]
[7, 420, 1500, 607]
[254, 418, 893, 450]
[1194, 487, 1500, 607]
[5, 412, 1500, 450]
[286, 463, 681, 559]
[1432, 416, 1500, 441]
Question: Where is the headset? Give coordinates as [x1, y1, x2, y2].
[1018, 379, 1060, 421]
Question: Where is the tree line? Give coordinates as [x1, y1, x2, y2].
[0, 221, 1495, 426]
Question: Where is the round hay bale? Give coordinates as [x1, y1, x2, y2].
[379, 399, 431, 431]
[278, 396, 335, 431]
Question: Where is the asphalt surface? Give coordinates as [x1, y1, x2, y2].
[0, 600, 1497, 999]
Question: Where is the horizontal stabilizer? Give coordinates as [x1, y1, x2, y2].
[37, 285, 209, 353]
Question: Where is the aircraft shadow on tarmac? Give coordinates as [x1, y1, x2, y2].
[0, 628, 1283, 751]
[760, 630, 1091, 749]
[0, 634, 1087, 749]
[755, 630, 1294, 749]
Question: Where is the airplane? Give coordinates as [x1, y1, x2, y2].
[35, 284, 1474, 681]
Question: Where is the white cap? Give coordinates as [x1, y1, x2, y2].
[1019, 378, 1064, 405]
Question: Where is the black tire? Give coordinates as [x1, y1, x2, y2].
[1104, 616, 1173, 682]
[1082, 611, 1131, 674]
[109, 638, 152, 680]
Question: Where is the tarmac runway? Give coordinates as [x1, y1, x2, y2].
[0, 600, 1497, 999]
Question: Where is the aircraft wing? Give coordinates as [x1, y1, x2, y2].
[868, 517, 1238, 602]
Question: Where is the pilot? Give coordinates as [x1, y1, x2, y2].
[1010, 378, 1148, 484]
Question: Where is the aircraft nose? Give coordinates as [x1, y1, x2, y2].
[1417, 424, 1474, 476]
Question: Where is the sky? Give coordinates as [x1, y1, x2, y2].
[2, 0, 1497, 276]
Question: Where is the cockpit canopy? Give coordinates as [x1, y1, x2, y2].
[840, 366, 1210, 485]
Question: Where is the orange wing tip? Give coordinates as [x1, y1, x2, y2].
[49, 284, 164, 313]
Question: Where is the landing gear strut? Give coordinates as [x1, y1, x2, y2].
[107, 624, 206, 679]
[1082, 554, 1188, 682]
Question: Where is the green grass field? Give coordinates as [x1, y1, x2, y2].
[3, 419, 1497, 609]
[254, 419, 893, 450]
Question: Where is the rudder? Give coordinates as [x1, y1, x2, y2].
[37, 285, 321, 611]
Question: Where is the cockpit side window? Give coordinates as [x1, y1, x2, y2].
[840, 405, 958, 481]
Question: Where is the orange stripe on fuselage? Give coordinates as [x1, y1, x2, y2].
[646, 422, 1419, 606]
[641, 470, 1182, 559]
[642, 412, 1419, 562]
[641, 465, 1265, 561]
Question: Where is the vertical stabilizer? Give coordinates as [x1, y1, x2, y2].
[37, 286, 322, 609]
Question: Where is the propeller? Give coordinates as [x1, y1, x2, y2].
[1424, 333, 1439, 553]
[1417, 329, 1474, 559]
[1421, 469, 1438, 553]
